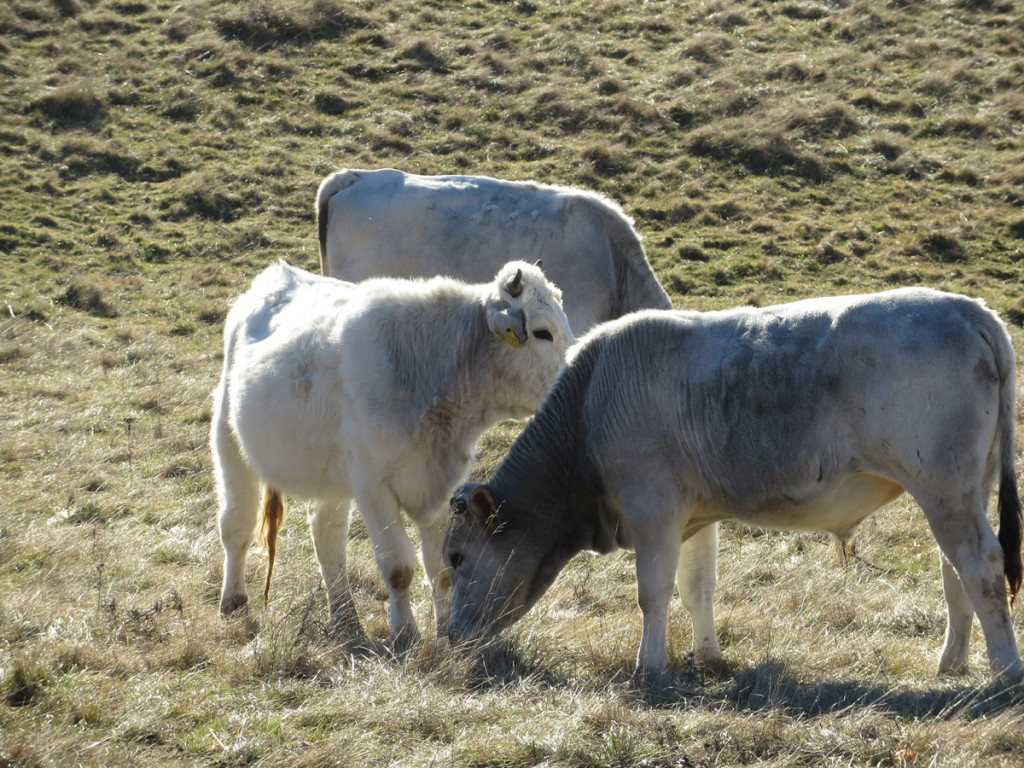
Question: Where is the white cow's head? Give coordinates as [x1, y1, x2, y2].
[483, 261, 575, 417]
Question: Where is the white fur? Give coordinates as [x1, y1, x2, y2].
[212, 260, 574, 645]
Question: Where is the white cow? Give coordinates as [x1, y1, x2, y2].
[445, 288, 1023, 684]
[316, 168, 672, 335]
[212, 260, 575, 647]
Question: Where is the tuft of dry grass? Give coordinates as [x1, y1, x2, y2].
[32, 79, 107, 124]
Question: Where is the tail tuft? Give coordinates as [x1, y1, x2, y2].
[256, 487, 286, 603]
[998, 473, 1023, 609]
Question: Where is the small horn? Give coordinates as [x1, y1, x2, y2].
[506, 268, 523, 298]
[534, 259, 542, 270]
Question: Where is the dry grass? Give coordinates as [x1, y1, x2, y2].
[3, 0, 1024, 765]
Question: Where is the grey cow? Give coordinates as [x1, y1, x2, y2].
[445, 288, 1023, 684]
[316, 168, 671, 335]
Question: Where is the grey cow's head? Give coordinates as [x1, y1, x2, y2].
[444, 483, 572, 645]
[482, 261, 575, 417]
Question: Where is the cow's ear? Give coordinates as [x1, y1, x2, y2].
[487, 305, 527, 350]
[468, 485, 497, 529]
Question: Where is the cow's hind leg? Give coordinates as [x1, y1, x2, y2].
[309, 499, 365, 643]
[213, 411, 260, 617]
[920, 496, 1022, 683]
[937, 549, 974, 675]
[355, 487, 421, 651]
[676, 523, 722, 662]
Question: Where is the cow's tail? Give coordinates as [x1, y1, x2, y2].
[255, 486, 286, 603]
[316, 169, 362, 277]
[991, 319, 1022, 608]
[999, 470, 1022, 610]
[597, 200, 673, 316]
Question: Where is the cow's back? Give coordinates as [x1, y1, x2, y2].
[572, 289, 1010, 513]
[223, 264, 364, 497]
[317, 168, 669, 333]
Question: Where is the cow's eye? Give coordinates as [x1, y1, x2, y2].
[533, 329, 554, 342]
[448, 552, 463, 570]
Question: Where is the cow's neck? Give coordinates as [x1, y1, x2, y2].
[490, 362, 621, 559]
[413, 303, 505, 447]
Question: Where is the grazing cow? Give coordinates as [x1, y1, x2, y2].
[212, 260, 575, 647]
[316, 168, 672, 335]
[445, 288, 1024, 683]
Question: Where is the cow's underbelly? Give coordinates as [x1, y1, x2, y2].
[690, 473, 906, 539]
[243, 436, 353, 502]
[232, 399, 353, 502]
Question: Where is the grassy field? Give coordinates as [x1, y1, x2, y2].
[3, 0, 1024, 765]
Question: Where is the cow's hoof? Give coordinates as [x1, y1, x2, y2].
[220, 593, 248, 616]
[991, 662, 1024, 688]
[631, 664, 671, 689]
[328, 615, 367, 642]
[390, 625, 422, 657]
[693, 652, 734, 679]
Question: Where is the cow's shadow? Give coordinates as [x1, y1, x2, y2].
[285, 603, 1024, 718]
[634, 657, 1024, 718]
[458, 643, 1024, 717]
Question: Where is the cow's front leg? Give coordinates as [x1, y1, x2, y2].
[634, 529, 684, 677]
[356, 486, 421, 651]
[677, 523, 722, 661]
[415, 511, 451, 637]
[309, 499, 365, 643]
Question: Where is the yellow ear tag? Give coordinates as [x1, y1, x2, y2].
[504, 328, 521, 349]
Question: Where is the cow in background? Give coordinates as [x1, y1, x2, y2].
[316, 168, 671, 335]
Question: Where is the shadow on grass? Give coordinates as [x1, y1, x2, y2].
[450, 643, 1024, 719]
[429, 635, 573, 693]
[253, 589, 1024, 719]
[633, 657, 1024, 719]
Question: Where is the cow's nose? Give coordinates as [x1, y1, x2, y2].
[447, 616, 473, 645]
[447, 619, 462, 644]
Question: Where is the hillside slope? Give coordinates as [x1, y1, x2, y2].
[2, 1, 1024, 766]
